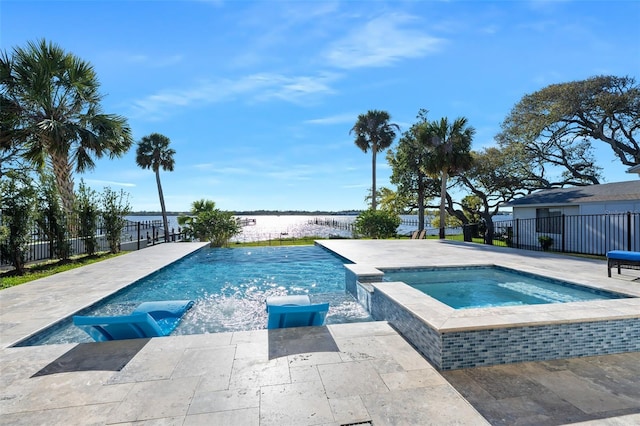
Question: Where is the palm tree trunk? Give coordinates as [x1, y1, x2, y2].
[439, 169, 448, 239]
[417, 180, 425, 231]
[155, 169, 170, 242]
[51, 152, 76, 214]
[371, 148, 377, 210]
[481, 212, 495, 245]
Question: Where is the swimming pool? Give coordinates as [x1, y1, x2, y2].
[18, 245, 372, 346]
[382, 266, 628, 309]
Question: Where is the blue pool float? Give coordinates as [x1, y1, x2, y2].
[265, 295, 329, 329]
[73, 300, 194, 342]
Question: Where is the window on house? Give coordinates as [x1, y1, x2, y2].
[536, 208, 562, 234]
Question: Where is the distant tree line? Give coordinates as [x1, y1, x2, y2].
[233, 210, 363, 216]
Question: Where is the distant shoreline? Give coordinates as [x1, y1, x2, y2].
[129, 210, 364, 216]
[130, 210, 512, 217]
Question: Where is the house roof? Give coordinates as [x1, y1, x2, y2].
[628, 164, 640, 174]
[505, 181, 640, 207]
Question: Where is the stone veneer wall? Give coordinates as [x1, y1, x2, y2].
[370, 286, 444, 368]
[441, 319, 640, 370]
[369, 286, 640, 370]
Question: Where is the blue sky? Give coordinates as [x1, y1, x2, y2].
[2, 1, 639, 212]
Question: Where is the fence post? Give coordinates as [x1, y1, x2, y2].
[561, 214, 566, 253]
[137, 221, 141, 250]
[627, 212, 632, 251]
[515, 218, 519, 249]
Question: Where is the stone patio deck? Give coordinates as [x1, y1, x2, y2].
[1, 240, 639, 425]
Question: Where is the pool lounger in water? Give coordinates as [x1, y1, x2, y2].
[73, 300, 194, 342]
[265, 295, 329, 329]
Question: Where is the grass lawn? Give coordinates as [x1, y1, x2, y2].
[231, 236, 334, 247]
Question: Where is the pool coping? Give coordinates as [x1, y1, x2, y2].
[370, 271, 640, 333]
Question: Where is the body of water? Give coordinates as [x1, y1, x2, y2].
[382, 266, 627, 309]
[126, 214, 513, 243]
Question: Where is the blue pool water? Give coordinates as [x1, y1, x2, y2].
[20, 245, 372, 346]
[382, 266, 628, 309]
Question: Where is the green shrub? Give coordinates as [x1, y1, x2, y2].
[75, 180, 100, 256]
[353, 209, 401, 239]
[0, 172, 36, 274]
[538, 235, 553, 251]
[101, 187, 131, 253]
[178, 199, 241, 247]
[36, 173, 71, 260]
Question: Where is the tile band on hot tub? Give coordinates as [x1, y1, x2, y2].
[440, 319, 640, 369]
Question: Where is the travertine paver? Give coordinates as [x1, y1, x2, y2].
[442, 351, 640, 426]
[2, 240, 639, 425]
[188, 387, 261, 416]
[260, 380, 335, 425]
[107, 376, 201, 423]
[319, 360, 391, 399]
[328, 395, 371, 425]
[362, 385, 487, 425]
[185, 407, 260, 426]
[0, 321, 489, 425]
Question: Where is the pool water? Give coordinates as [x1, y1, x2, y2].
[21, 245, 372, 346]
[382, 266, 628, 309]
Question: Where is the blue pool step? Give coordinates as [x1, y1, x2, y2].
[266, 295, 329, 329]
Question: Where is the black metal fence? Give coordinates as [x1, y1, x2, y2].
[0, 216, 178, 267]
[459, 212, 639, 256]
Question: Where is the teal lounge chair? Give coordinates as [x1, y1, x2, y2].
[73, 300, 194, 342]
[265, 295, 329, 329]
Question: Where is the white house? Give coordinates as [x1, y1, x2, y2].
[504, 181, 640, 253]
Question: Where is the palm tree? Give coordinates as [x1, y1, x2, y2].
[1, 39, 132, 212]
[420, 117, 475, 239]
[389, 126, 436, 231]
[136, 133, 175, 242]
[350, 110, 399, 210]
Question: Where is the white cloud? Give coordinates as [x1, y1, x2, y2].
[324, 13, 445, 69]
[481, 25, 500, 35]
[214, 166, 253, 175]
[266, 165, 315, 181]
[254, 73, 339, 104]
[192, 163, 215, 170]
[280, 1, 341, 23]
[129, 72, 340, 120]
[84, 179, 136, 188]
[342, 183, 368, 189]
[304, 113, 356, 125]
